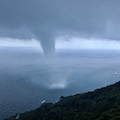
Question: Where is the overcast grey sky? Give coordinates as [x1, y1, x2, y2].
[0, 0, 120, 54]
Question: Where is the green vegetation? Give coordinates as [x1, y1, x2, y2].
[6, 81, 120, 120]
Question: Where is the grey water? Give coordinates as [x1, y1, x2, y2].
[0, 47, 120, 120]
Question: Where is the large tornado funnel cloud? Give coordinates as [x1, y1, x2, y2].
[35, 29, 56, 56]
[0, 0, 120, 53]
[40, 38, 55, 56]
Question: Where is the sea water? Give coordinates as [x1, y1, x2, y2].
[0, 47, 120, 120]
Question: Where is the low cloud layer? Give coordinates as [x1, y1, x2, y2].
[0, 0, 120, 54]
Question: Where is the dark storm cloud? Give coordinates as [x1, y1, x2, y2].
[0, 0, 120, 54]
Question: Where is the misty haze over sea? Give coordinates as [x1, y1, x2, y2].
[0, 47, 120, 119]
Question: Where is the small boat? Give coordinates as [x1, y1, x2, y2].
[115, 72, 117, 75]
[41, 100, 46, 104]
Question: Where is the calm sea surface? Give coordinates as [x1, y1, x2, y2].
[0, 47, 120, 120]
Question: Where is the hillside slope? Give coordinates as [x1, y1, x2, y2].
[6, 81, 120, 120]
